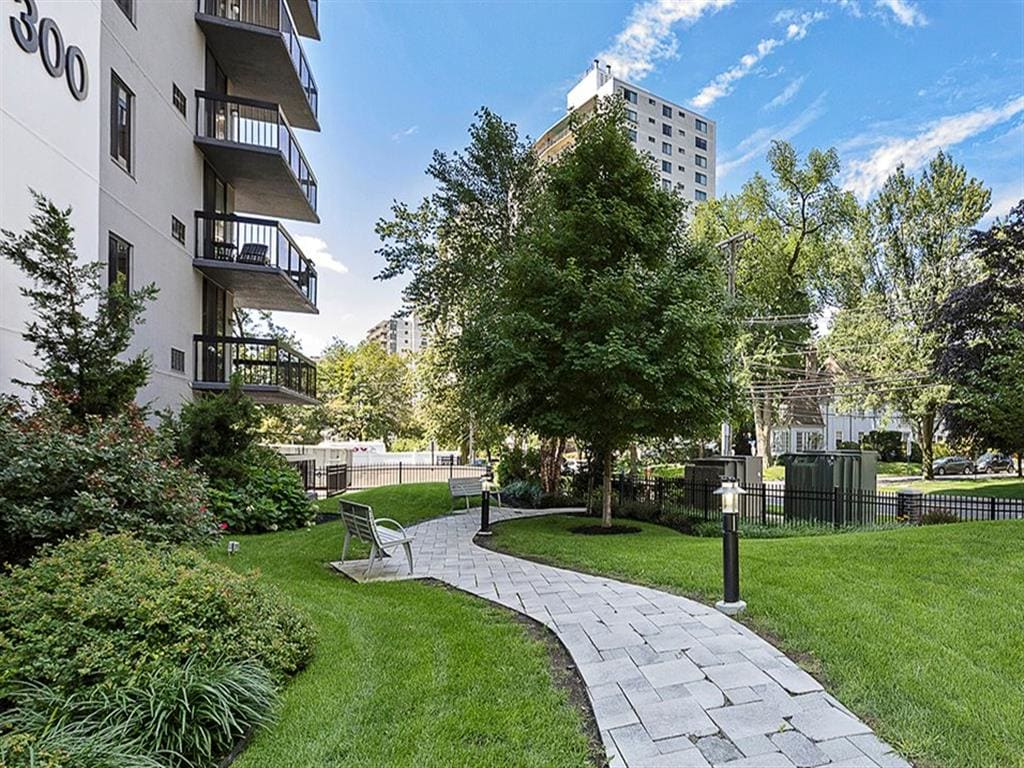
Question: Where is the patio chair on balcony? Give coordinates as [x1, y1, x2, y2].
[237, 243, 270, 266]
[210, 241, 237, 261]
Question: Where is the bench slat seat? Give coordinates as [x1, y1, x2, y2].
[448, 476, 502, 513]
[338, 500, 414, 576]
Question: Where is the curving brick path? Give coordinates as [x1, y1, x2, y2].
[341, 508, 910, 768]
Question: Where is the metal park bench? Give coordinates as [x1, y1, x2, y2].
[448, 476, 502, 513]
[339, 499, 414, 576]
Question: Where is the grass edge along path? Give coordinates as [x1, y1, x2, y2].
[489, 514, 1024, 768]
[207, 483, 598, 768]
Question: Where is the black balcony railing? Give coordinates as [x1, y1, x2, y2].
[194, 212, 317, 306]
[196, 91, 317, 212]
[193, 335, 317, 400]
[197, 0, 318, 119]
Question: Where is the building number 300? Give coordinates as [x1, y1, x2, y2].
[10, 0, 88, 101]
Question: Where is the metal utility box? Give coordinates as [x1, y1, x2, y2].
[778, 450, 878, 525]
[683, 456, 764, 517]
[686, 456, 763, 486]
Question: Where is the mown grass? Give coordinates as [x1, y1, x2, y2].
[902, 477, 1024, 499]
[490, 515, 1024, 768]
[208, 484, 593, 768]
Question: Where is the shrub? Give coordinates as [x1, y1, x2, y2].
[909, 441, 923, 463]
[496, 445, 540, 485]
[165, 381, 314, 533]
[0, 534, 314, 694]
[501, 479, 543, 508]
[0, 396, 212, 565]
[538, 492, 584, 508]
[207, 447, 315, 533]
[920, 508, 960, 525]
[861, 430, 907, 461]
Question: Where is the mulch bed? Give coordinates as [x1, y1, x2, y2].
[569, 524, 641, 535]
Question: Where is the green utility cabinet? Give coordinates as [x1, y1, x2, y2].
[683, 456, 764, 517]
[778, 450, 878, 525]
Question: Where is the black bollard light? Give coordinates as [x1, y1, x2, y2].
[714, 476, 747, 615]
[479, 469, 494, 536]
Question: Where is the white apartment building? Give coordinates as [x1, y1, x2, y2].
[366, 312, 431, 356]
[1, 0, 323, 410]
[535, 61, 717, 204]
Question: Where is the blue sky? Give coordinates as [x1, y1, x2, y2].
[284, 0, 1024, 355]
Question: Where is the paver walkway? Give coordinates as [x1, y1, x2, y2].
[340, 508, 910, 768]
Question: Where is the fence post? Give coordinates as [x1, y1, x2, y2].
[398, 461, 403, 485]
[449, 462, 454, 480]
[897, 489, 923, 525]
[990, 496, 997, 521]
[760, 484, 767, 526]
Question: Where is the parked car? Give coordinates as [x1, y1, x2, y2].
[932, 456, 975, 476]
[975, 452, 1015, 474]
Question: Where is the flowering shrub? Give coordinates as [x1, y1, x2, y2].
[207, 448, 315, 533]
[0, 396, 213, 564]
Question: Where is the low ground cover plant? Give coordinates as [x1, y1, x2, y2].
[0, 534, 314, 767]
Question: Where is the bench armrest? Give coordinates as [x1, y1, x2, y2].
[374, 518, 408, 535]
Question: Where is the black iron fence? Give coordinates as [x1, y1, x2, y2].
[290, 461, 487, 495]
[612, 474, 1024, 528]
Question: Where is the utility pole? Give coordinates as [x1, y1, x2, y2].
[715, 232, 756, 456]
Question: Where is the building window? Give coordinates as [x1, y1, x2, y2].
[662, 123, 672, 137]
[661, 179, 672, 191]
[627, 128, 637, 142]
[626, 108, 637, 122]
[662, 105, 672, 118]
[647, 136, 655, 143]
[171, 216, 185, 245]
[695, 172, 707, 185]
[695, 118, 708, 134]
[695, 137, 708, 150]
[661, 160, 672, 173]
[110, 72, 133, 173]
[695, 154, 708, 168]
[694, 190, 708, 202]
[114, 0, 133, 22]
[107, 233, 132, 288]
[661, 141, 672, 155]
[170, 347, 186, 373]
[172, 83, 186, 118]
[622, 88, 637, 104]
[648, 97, 655, 105]
[648, 117, 655, 124]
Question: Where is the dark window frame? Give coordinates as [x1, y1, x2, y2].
[171, 216, 186, 245]
[695, 136, 708, 150]
[108, 232, 132, 289]
[114, 0, 134, 23]
[172, 83, 186, 119]
[170, 347, 186, 373]
[110, 72, 134, 173]
[662, 105, 672, 118]
[662, 123, 672, 137]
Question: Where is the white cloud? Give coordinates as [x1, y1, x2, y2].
[874, 0, 927, 27]
[598, 0, 735, 82]
[828, 0, 862, 18]
[294, 235, 349, 274]
[718, 93, 828, 178]
[764, 75, 806, 110]
[690, 12, 823, 109]
[390, 125, 419, 142]
[842, 96, 1024, 199]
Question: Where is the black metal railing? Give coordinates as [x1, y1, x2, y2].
[347, 463, 486, 490]
[195, 91, 318, 212]
[197, 0, 318, 119]
[192, 335, 317, 399]
[609, 474, 1024, 529]
[194, 212, 317, 306]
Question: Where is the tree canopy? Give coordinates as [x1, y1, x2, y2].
[465, 99, 734, 524]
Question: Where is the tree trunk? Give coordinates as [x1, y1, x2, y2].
[1017, 451, 1022, 478]
[753, 394, 773, 466]
[602, 449, 614, 528]
[629, 443, 639, 475]
[919, 408, 936, 480]
[539, 436, 565, 494]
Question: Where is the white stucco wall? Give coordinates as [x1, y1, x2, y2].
[1, 0, 103, 397]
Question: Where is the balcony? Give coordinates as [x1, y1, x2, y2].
[196, 0, 319, 129]
[194, 212, 318, 313]
[192, 335, 318, 405]
[195, 92, 318, 222]
[284, 0, 318, 39]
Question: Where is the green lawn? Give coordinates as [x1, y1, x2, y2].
[208, 484, 594, 768]
[490, 515, 1024, 768]
[899, 477, 1024, 499]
